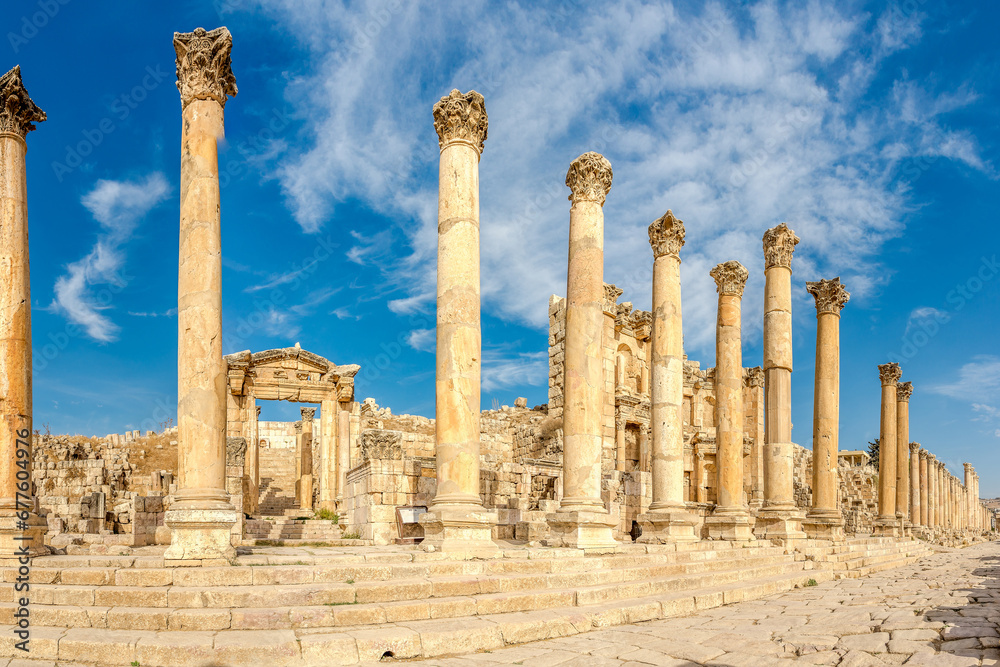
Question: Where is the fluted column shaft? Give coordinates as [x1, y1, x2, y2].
[895, 383, 911, 521]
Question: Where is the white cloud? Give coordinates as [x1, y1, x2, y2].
[904, 306, 950, 335]
[50, 173, 170, 341]
[406, 328, 434, 353]
[244, 1, 992, 358]
[933, 356, 1000, 402]
[482, 350, 548, 393]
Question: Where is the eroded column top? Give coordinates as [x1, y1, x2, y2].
[897, 381, 913, 402]
[910, 442, 921, 454]
[711, 261, 748, 297]
[806, 277, 850, 315]
[648, 210, 685, 259]
[762, 223, 799, 271]
[878, 362, 902, 386]
[174, 26, 238, 109]
[433, 89, 488, 154]
[566, 152, 613, 206]
[0, 65, 46, 137]
[920, 449, 930, 460]
[300, 407, 317, 421]
[744, 366, 764, 388]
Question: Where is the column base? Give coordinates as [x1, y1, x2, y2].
[418, 505, 499, 555]
[545, 509, 619, 551]
[873, 516, 900, 538]
[754, 507, 806, 542]
[802, 512, 845, 541]
[636, 507, 699, 543]
[706, 508, 754, 541]
[164, 506, 240, 564]
[0, 513, 48, 559]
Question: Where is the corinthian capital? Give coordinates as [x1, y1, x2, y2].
[897, 381, 913, 402]
[743, 366, 764, 388]
[711, 260, 749, 297]
[806, 277, 850, 315]
[910, 442, 920, 454]
[300, 407, 316, 421]
[433, 89, 488, 154]
[174, 27, 238, 109]
[0, 66, 46, 137]
[762, 223, 800, 270]
[878, 363, 902, 386]
[566, 152, 613, 205]
[648, 210, 685, 259]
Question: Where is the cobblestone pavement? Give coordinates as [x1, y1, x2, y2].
[400, 541, 1000, 667]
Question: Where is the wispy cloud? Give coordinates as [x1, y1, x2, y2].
[50, 173, 170, 341]
[482, 349, 548, 393]
[406, 328, 434, 353]
[244, 1, 991, 358]
[932, 355, 1000, 401]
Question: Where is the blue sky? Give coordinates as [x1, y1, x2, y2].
[8, 1, 999, 495]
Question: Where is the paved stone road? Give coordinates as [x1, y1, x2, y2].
[397, 542, 1000, 667]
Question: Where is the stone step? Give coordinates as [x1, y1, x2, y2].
[0, 569, 824, 666]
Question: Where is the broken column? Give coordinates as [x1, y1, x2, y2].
[706, 261, 753, 541]
[637, 210, 696, 542]
[0, 66, 47, 557]
[803, 277, 850, 540]
[299, 407, 315, 510]
[165, 27, 240, 562]
[546, 152, 618, 550]
[756, 224, 805, 541]
[874, 363, 901, 537]
[418, 89, 497, 552]
[895, 381, 912, 532]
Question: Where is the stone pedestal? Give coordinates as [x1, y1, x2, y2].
[545, 509, 619, 551]
[166, 27, 240, 562]
[636, 210, 696, 543]
[425, 89, 497, 551]
[708, 261, 753, 541]
[756, 225, 805, 541]
[546, 152, 617, 548]
[804, 278, 850, 542]
[0, 67, 48, 558]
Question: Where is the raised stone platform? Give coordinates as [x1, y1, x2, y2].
[0, 537, 934, 665]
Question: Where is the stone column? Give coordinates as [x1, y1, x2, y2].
[909, 443, 921, 530]
[614, 416, 626, 472]
[803, 278, 850, 540]
[638, 210, 696, 542]
[964, 464, 973, 529]
[695, 451, 707, 503]
[874, 363, 901, 537]
[756, 224, 805, 540]
[165, 27, 240, 562]
[319, 399, 337, 510]
[706, 261, 753, 541]
[299, 407, 315, 510]
[0, 66, 47, 558]
[418, 90, 497, 552]
[337, 405, 351, 503]
[895, 382, 912, 531]
[545, 153, 618, 550]
[925, 454, 936, 529]
[919, 450, 929, 527]
[934, 461, 944, 529]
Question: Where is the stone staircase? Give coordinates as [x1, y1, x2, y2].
[1, 541, 827, 665]
[258, 447, 299, 517]
[244, 518, 345, 545]
[801, 536, 933, 578]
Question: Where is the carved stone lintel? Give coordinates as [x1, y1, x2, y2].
[226, 436, 247, 467]
[360, 430, 403, 460]
[806, 277, 850, 315]
[710, 260, 749, 297]
[762, 223, 799, 270]
[174, 27, 238, 109]
[0, 66, 46, 137]
[878, 362, 902, 387]
[649, 210, 685, 259]
[433, 89, 487, 154]
[566, 152, 613, 205]
[896, 381, 913, 402]
[743, 366, 764, 388]
[300, 407, 317, 421]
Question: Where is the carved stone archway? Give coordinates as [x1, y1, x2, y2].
[224, 344, 359, 516]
